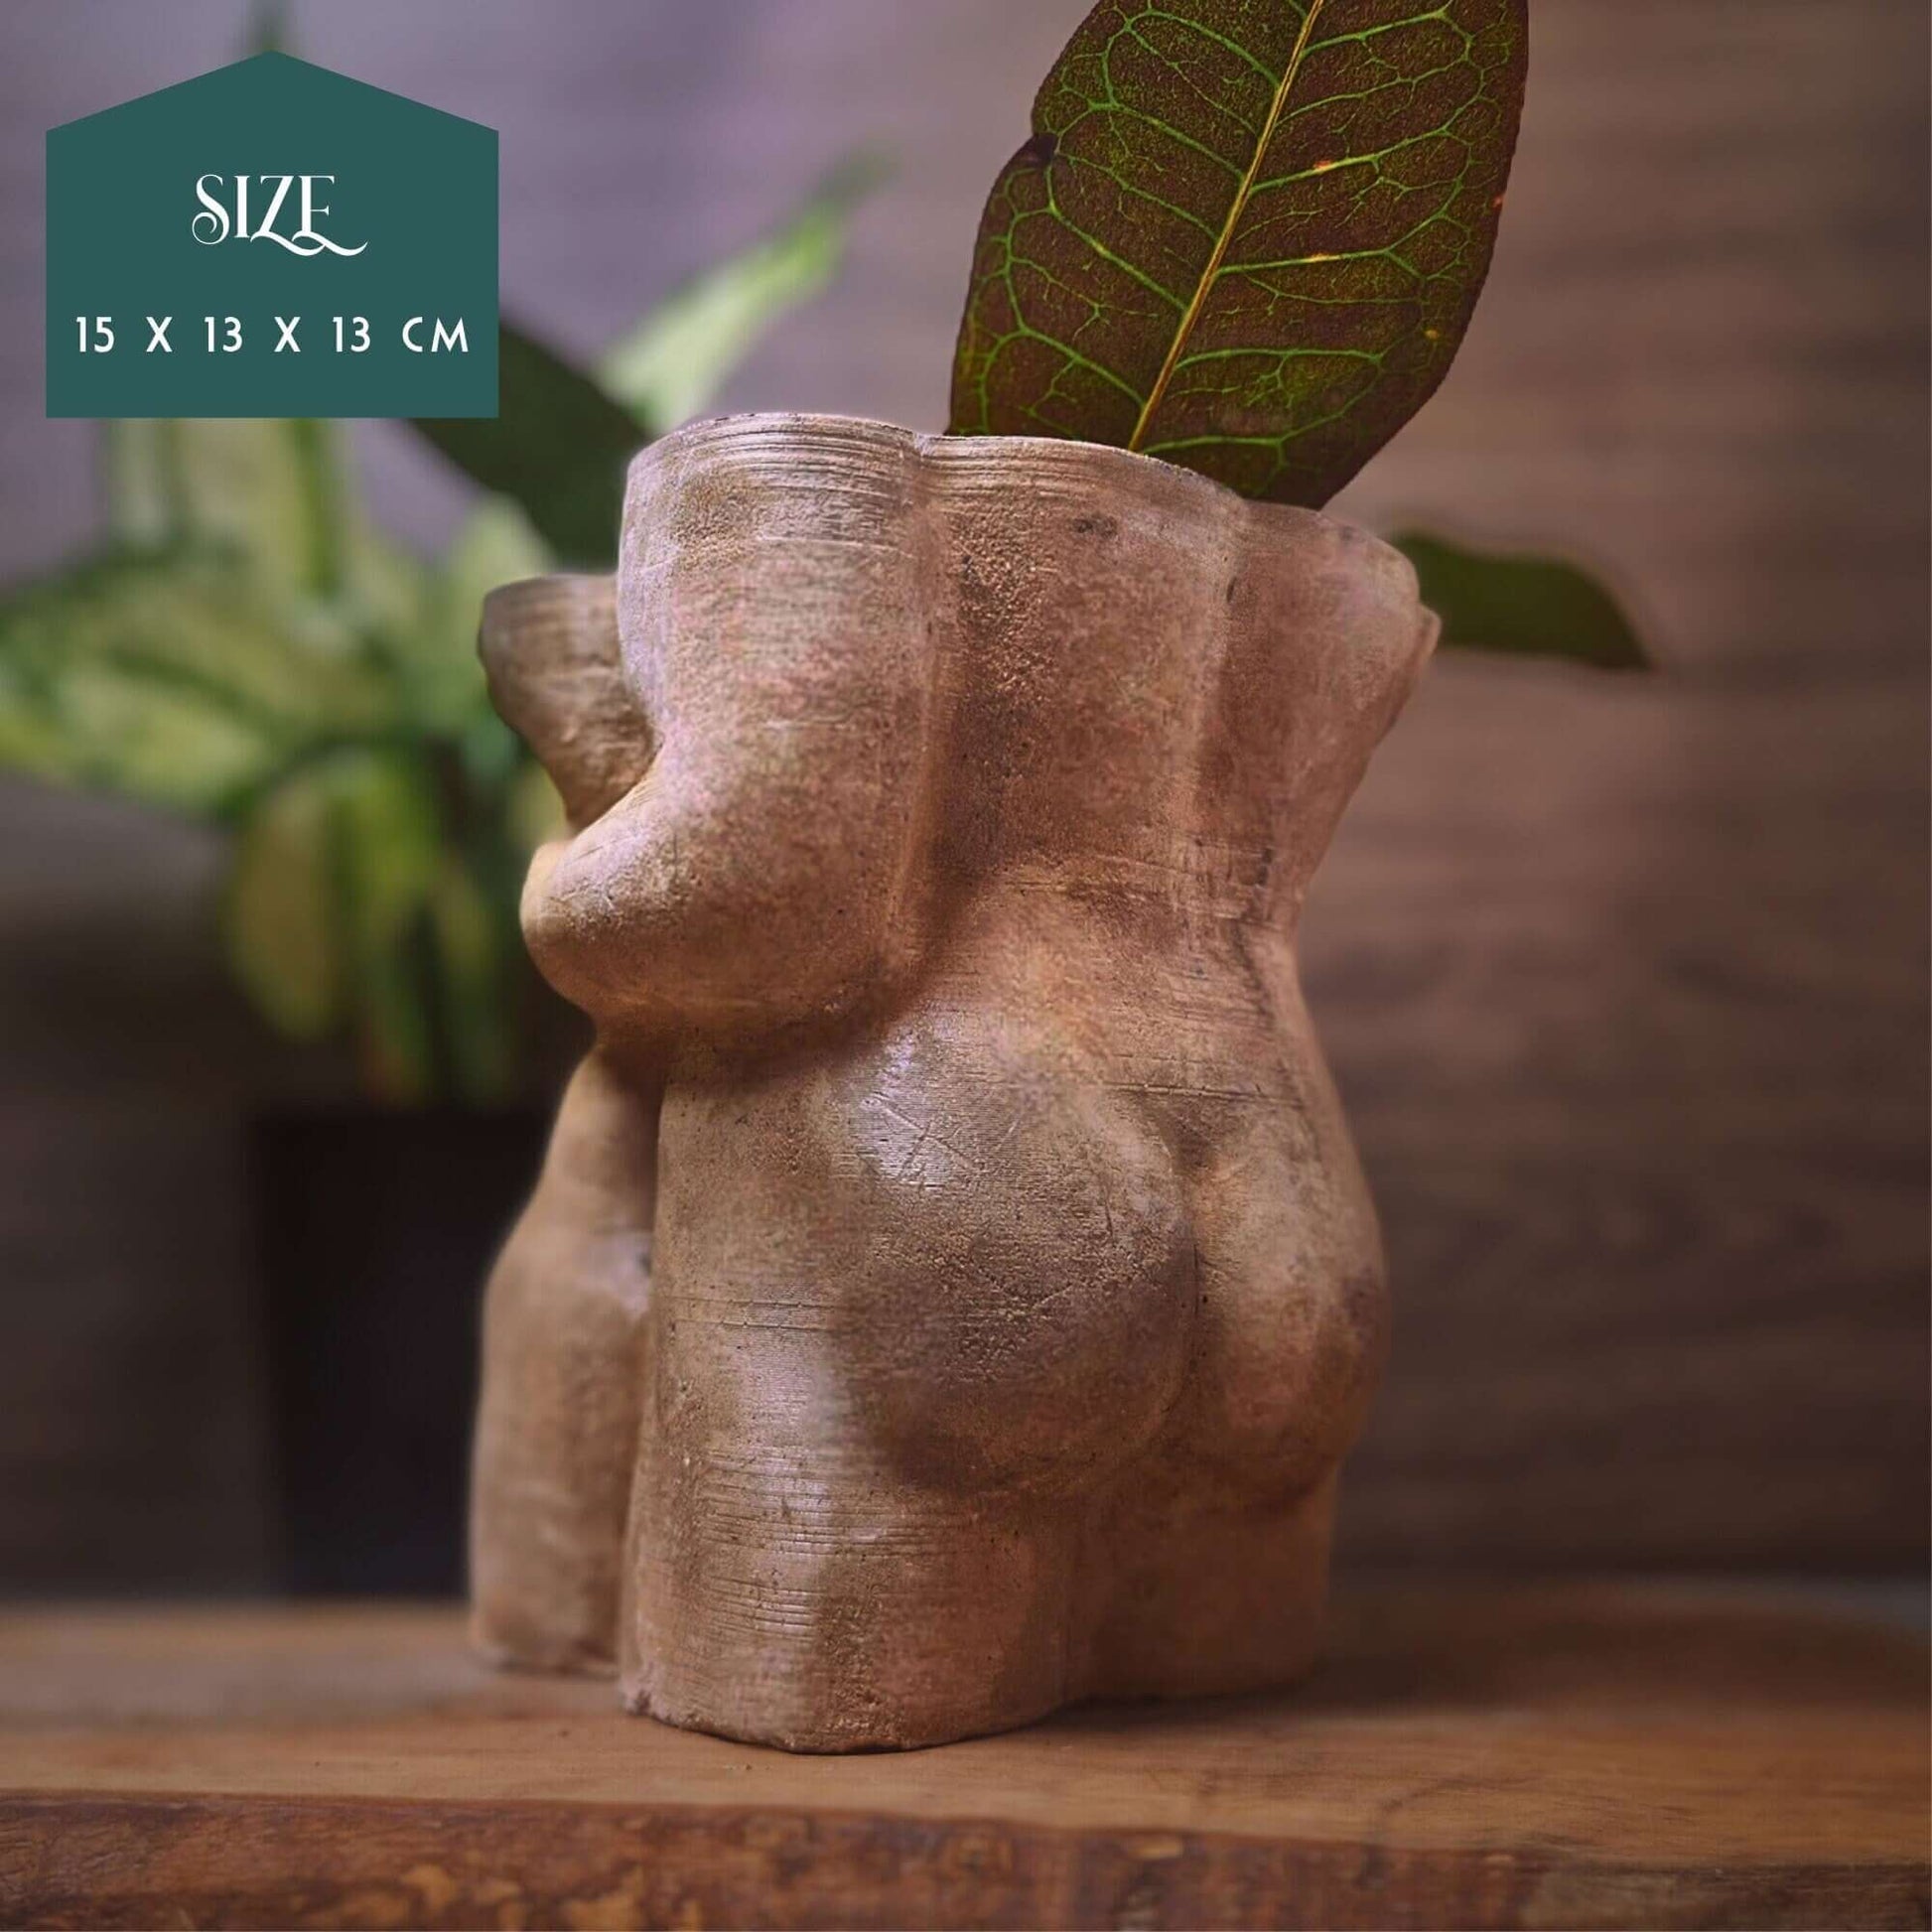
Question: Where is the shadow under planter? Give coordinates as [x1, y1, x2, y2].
[251, 1106, 547, 1596]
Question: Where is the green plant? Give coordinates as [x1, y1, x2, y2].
[945, 0, 1645, 668]
[0, 171, 877, 1102]
[2, 5, 1645, 1116]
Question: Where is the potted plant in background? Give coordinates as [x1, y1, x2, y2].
[1, 0, 1645, 1606]
[0, 158, 879, 1592]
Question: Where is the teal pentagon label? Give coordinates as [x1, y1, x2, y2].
[47, 52, 497, 419]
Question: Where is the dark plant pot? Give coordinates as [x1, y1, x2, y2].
[250, 1106, 548, 1596]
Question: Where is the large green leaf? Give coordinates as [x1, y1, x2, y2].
[505, 755, 566, 856]
[224, 757, 347, 1038]
[600, 158, 884, 431]
[422, 498, 552, 720]
[0, 650, 276, 818]
[413, 320, 649, 569]
[1394, 531, 1651, 670]
[224, 747, 447, 1099]
[412, 173, 879, 569]
[330, 749, 446, 1100]
[0, 548, 391, 816]
[102, 418, 345, 596]
[426, 855, 520, 1103]
[949, 0, 1528, 505]
[101, 417, 430, 649]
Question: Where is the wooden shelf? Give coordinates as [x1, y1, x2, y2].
[0, 1582, 1924, 1928]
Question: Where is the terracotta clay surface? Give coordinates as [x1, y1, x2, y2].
[472, 414, 1438, 1750]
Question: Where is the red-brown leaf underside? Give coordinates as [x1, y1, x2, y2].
[948, 0, 1529, 505]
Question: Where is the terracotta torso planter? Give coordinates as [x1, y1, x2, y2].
[471, 414, 1437, 1751]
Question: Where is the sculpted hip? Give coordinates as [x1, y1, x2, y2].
[648, 954, 1384, 1507]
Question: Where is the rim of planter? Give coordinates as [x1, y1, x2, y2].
[620, 409, 1421, 581]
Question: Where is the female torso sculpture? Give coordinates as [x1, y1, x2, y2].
[472, 414, 1436, 1750]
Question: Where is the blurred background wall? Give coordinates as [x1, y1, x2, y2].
[0, 0, 1924, 1591]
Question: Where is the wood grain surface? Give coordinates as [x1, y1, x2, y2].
[0, 0, 1923, 1588]
[1, 1587, 1925, 1928]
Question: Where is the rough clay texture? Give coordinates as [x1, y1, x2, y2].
[471, 413, 1438, 1751]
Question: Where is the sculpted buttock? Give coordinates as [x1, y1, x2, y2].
[471, 412, 1436, 1750]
